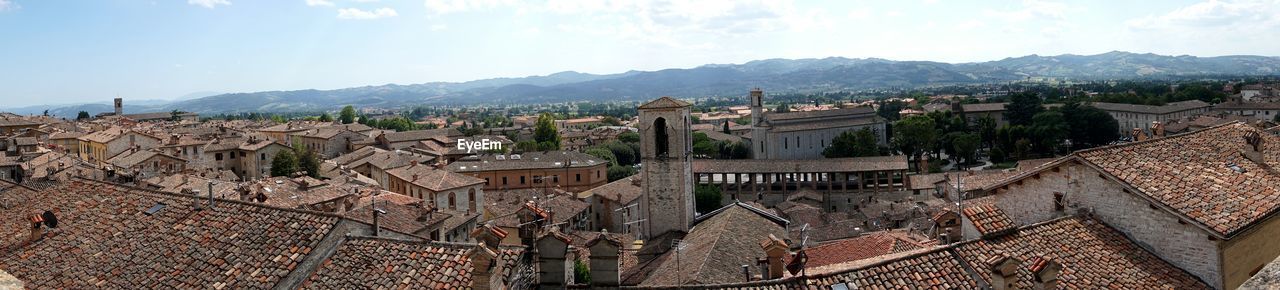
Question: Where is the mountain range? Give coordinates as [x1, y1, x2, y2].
[12, 51, 1280, 117]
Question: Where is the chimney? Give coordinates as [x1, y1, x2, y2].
[1030, 256, 1062, 290]
[1132, 128, 1146, 142]
[1152, 121, 1165, 137]
[412, 174, 419, 182]
[987, 255, 1020, 290]
[534, 230, 572, 287]
[470, 223, 508, 247]
[586, 235, 623, 286]
[28, 211, 45, 243]
[468, 244, 500, 290]
[192, 189, 203, 211]
[207, 181, 215, 208]
[759, 234, 789, 280]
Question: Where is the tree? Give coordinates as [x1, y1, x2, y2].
[604, 141, 637, 166]
[77, 111, 90, 121]
[975, 116, 998, 149]
[294, 145, 321, 178]
[722, 121, 731, 134]
[892, 115, 937, 172]
[726, 141, 750, 159]
[775, 103, 790, 113]
[617, 131, 640, 143]
[877, 99, 905, 121]
[270, 149, 299, 177]
[824, 128, 880, 158]
[1060, 102, 1120, 150]
[952, 132, 980, 167]
[584, 147, 617, 166]
[339, 106, 356, 124]
[601, 116, 622, 126]
[694, 185, 723, 215]
[573, 260, 591, 284]
[1029, 111, 1068, 156]
[42, 109, 48, 116]
[170, 110, 185, 122]
[1005, 92, 1044, 126]
[534, 113, 560, 150]
[607, 165, 636, 182]
[318, 112, 334, 123]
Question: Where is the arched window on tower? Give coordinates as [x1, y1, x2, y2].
[654, 117, 669, 157]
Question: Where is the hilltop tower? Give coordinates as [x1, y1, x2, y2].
[637, 96, 694, 239]
[749, 88, 768, 159]
[114, 97, 123, 115]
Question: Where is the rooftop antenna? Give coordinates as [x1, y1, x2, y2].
[672, 239, 687, 286]
[371, 193, 383, 236]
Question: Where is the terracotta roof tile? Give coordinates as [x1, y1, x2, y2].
[0, 179, 337, 289]
[961, 199, 1017, 237]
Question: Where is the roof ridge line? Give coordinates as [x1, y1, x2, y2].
[1073, 120, 1244, 155]
[71, 177, 349, 220]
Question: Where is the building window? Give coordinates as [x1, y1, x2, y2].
[1053, 192, 1065, 211]
[215, 153, 223, 161]
[484, 178, 490, 185]
[448, 192, 457, 210]
[260, 153, 266, 160]
[229, 152, 236, 159]
[576, 173, 581, 182]
[520, 176, 526, 184]
[533, 175, 542, 184]
[553, 175, 558, 183]
[503, 176, 508, 185]
[468, 189, 477, 213]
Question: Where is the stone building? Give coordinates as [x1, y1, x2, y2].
[446, 151, 608, 193]
[75, 127, 162, 167]
[637, 96, 696, 239]
[385, 164, 486, 213]
[1091, 100, 1211, 133]
[290, 127, 367, 159]
[969, 122, 1280, 289]
[748, 89, 887, 160]
[1212, 101, 1280, 121]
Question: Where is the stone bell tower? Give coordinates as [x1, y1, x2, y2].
[637, 96, 694, 239]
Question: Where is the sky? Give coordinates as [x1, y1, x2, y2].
[1, 0, 1278, 107]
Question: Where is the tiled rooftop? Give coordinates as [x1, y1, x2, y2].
[0, 179, 338, 289]
[961, 199, 1017, 237]
[952, 216, 1208, 289]
[301, 236, 528, 289]
[1075, 122, 1280, 237]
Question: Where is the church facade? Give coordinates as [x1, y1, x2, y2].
[748, 89, 887, 160]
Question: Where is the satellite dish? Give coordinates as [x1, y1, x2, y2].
[41, 210, 58, 228]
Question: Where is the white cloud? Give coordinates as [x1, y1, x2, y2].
[188, 0, 231, 9]
[305, 0, 335, 7]
[337, 7, 398, 19]
[1126, 0, 1280, 30]
[0, 0, 18, 11]
[983, 0, 1067, 22]
[423, 0, 516, 15]
[430, 24, 448, 31]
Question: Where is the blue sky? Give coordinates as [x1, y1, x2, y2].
[1, 0, 1278, 107]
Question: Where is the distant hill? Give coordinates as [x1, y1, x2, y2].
[24, 51, 1280, 115]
